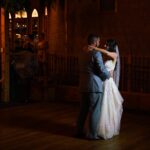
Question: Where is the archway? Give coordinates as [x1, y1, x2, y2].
[31, 9, 39, 35]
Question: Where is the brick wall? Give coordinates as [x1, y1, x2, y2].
[35, 0, 150, 56]
[30, 0, 66, 54]
[67, 0, 150, 56]
[47, 0, 66, 54]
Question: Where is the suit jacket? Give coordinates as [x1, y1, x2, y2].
[79, 49, 110, 93]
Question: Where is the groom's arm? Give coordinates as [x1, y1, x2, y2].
[94, 51, 110, 81]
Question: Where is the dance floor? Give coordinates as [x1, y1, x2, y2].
[0, 102, 149, 150]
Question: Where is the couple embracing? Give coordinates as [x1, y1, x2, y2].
[76, 34, 124, 140]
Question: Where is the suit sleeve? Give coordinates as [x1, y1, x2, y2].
[94, 51, 110, 81]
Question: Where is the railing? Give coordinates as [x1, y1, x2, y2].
[47, 54, 150, 94]
[47, 54, 79, 86]
[120, 56, 150, 93]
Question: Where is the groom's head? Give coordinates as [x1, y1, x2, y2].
[96, 36, 100, 47]
[87, 34, 98, 46]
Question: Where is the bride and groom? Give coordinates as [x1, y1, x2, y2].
[76, 34, 123, 140]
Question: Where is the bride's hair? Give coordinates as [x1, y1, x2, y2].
[106, 39, 118, 52]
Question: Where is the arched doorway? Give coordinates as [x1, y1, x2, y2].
[14, 8, 28, 51]
[31, 9, 39, 35]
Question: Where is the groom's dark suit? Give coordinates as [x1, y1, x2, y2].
[77, 49, 110, 139]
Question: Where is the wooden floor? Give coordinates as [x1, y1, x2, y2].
[0, 102, 150, 150]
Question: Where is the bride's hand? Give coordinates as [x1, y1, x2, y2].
[108, 52, 117, 60]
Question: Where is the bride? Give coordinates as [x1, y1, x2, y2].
[89, 39, 124, 140]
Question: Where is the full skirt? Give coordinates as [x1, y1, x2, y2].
[97, 78, 124, 140]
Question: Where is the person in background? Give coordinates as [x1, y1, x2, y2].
[37, 32, 48, 77]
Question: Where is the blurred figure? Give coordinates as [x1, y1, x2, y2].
[11, 41, 38, 103]
[23, 34, 35, 53]
[37, 33, 48, 77]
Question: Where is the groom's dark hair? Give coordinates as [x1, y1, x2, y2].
[88, 34, 98, 45]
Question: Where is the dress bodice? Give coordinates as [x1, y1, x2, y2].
[105, 60, 116, 71]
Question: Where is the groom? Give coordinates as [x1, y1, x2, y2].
[76, 34, 110, 140]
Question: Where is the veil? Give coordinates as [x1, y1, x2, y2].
[114, 45, 120, 88]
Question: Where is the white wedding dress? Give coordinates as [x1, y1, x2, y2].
[97, 60, 124, 140]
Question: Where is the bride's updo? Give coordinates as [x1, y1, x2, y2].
[105, 39, 117, 52]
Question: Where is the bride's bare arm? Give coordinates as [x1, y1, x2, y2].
[88, 46, 117, 60]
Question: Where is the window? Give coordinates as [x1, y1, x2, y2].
[32, 9, 38, 18]
[31, 9, 39, 34]
[9, 13, 12, 19]
[15, 8, 27, 18]
[45, 6, 48, 16]
[14, 8, 28, 38]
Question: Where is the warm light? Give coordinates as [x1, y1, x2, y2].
[16, 23, 20, 28]
[9, 13, 12, 19]
[22, 9, 27, 18]
[1, 8, 5, 48]
[45, 6, 48, 16]
[16, 34, 21, 39]
[15, 11, 21, 18]
[32, 9, 38, 17]
[15, 8, 27, 18]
